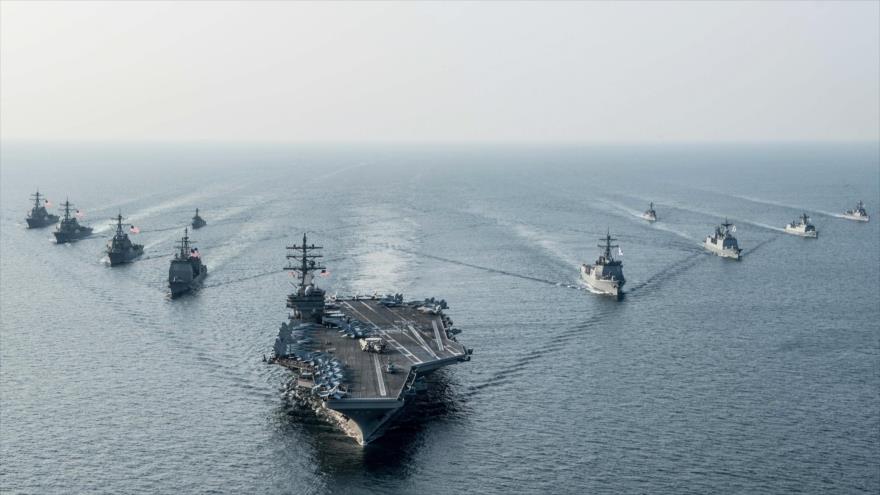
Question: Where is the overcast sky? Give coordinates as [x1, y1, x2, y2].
[1, 1, 878, 143]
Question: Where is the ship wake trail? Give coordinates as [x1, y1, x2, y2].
[626, 252, 704, 294]
[387, 245, 575, 289]
[464, 250, 713, 396]
[742, 235, 781, 256]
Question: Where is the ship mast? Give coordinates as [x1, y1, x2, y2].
[175, 227, 192, 259]
[60, 198, 74, 222]
[597, 229, 618, 260]
[31, 190, 42, 210]
[112, 212, 125, 238]
[285, 233, 325, 289]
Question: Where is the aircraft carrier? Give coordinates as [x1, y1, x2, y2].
[270, 235, 471, 445]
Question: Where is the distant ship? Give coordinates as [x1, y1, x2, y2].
[784, 213, 817, 238]
[641, 202, 657, 222]
[106, 213, 144, 266]
[270, 234, 470, 445]
[842, 201, 869, 222]
[704, 219, 741, 259]
[168, 228, 207, 297]
[191, 208, 207, 229]
[53, 199, 93, 244]
[580, 230, 625, 299]
[25, 190, 59, 229]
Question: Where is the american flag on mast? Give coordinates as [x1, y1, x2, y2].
[45, 199, 52, 207]
[130, 225, 140, 234]
[75, 209, 85, 218]
[189, 247, 200, 259]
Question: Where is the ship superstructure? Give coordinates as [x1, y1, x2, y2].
[191, 208, 207, 229]
[641, 202, 657, 222]
[843, 201, 869, 222]
[271, 234, 470, 445]
[784, 213, 817, 238]
[53, 199, 93, 244]
[704, 219, 741, 259]
[168, 228, 207, 296]
[580, 230, 625, 299]
[106, 213, 144, 265]
[25, 190, 59, 229]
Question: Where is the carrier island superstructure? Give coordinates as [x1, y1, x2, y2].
[270, 234, 471, 445]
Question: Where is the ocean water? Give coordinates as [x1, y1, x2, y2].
[1, 142, 878, 494]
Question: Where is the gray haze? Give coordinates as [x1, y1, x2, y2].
[1, 1, 878, 143]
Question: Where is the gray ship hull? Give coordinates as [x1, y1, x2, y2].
[26, 216, 59, 229]
[54, 228, 93, 244]
[704, 238, 741, 259]
[784, 226, 817, 238]
[169, 270, 207, 296]
[580, 270, 622, 299]
[108, 248, 144, 266]
[842, 213, 870, 222]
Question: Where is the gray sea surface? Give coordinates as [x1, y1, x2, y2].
[1, 142, 878, 494]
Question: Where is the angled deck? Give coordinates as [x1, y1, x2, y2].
[291, 299, 466, 400]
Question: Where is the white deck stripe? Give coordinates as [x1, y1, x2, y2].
[341, 301, 422, 364]
[341, 301, 380, 329]
[371, 353, 387, 396]
[378, 329, 422, 364]
[431, 320, 445, 352]
[360, 301, 381, 314]
[408, 324, 439, 359]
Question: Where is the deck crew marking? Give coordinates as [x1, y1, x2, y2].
[371, 353, 387, 396]
[386, 306, 444, 356]
[431, 320, 445, 352]
[378, 329, 422, 365]
[341, 301, 380, 329]
[407, 325, 439, 360]
[342, 301, 422, 364]
[360, 301, 381, 315]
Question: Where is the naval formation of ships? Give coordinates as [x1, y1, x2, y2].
[21, 189, 874, 443]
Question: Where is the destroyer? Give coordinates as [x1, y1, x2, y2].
[270, 234, 470, 445]
[580, 230, 625, 299]
[53, 199, 93, 243]
[641, 202, 657, 222]
[25, 190, 59, 229]
[106, 213, 144, 265]
[168, 228, 207, 296]
[784, 213, 817, 238]
[704, 219, 741, 259]
[842, 201, 869, 222]
[191, 208, 207, 229]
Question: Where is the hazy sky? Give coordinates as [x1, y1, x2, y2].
[1, 1, 878, 143]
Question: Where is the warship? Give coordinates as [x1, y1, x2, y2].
[842, 201, 869, 222]
[580, 230, 625, 299]
[641, 202, 657, 222]
[106, 213, 144, 265]
[704, 219, 741, 259]
[270, 234, 471, 445]
[784, 213, 818, 238]
[53, 199, 93, 244]
[25, 190, 59, 229]
[168, 228, 207, 297]
[191, 208, 207, 229]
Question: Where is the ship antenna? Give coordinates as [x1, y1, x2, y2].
[598, 228, 618, 260]
[112, 211, 124, 238]
[285, 233, 325, 289]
